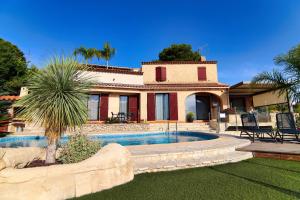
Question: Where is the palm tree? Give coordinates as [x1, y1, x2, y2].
[94, 48, 102, 62]
[100, 42, 115, 68]
[15, 57, 91, 164]
[73, 47, 95, 64]
[252, 44, 300, 111]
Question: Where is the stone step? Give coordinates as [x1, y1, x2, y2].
[133, 151, 253, 174]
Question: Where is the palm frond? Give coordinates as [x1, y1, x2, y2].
[14, 56, 91, 138]
[101, 42, 115, 61]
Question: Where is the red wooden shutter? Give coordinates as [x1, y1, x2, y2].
[128, 95, 139, 122]
[169, 93, 178, 120]
[198, 67, 207, 81]
[160, 67, 166, 81]
[100, 94, 109, 121]
[147, 93, 156, 121]
[156, 67, 161, 81]
[156, 67, 166, 82]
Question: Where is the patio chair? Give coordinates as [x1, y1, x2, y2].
[240, 113, 274, 142]
[275, 112, 300, 143]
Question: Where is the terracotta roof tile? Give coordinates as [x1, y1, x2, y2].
[92, 82, 228, 91]
[86, 64, 143, 75]
[0, 96, 20, 101]
[141, 61, 217, 65]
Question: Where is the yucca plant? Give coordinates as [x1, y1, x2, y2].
[15, 57, 91, 164]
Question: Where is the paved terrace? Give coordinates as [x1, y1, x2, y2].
[238, 141, 300, 154]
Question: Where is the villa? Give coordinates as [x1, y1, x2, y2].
[84, 57, 287, 123]
[5, 56, 288, 133]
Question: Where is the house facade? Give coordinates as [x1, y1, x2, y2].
[81, 59, 229, 123]
[13, 57, 288, 126]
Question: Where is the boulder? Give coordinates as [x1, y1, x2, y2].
[0, 147, 45, 170]
[0, 143, 134, 200]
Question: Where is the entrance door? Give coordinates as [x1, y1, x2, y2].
[196, 96, 210, 120]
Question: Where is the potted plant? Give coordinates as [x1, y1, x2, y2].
[186, 112, 195, 123]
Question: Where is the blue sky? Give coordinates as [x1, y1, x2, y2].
[1, 0, 300, 85]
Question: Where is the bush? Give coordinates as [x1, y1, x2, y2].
[58, 134, 101, 164]
[186, 112, 195, 122]
[105, 117, 120, 124]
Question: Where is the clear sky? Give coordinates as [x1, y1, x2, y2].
[1, 0, 300, 85]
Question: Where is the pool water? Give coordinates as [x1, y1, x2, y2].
[0, 132, 218, 148]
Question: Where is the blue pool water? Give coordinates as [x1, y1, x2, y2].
[0, 132, 218, 148]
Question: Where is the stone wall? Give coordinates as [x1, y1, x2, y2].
[227, 113, 277, 127]
[0, 144, 134, 200]
[0, 147, 45, 170]
[12, 122, 214, 135]
[81, 123, 150, 133]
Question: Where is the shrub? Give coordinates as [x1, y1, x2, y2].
[58, 134, 101, 164]
[186, 112, 195, 122]
[105, 117, 120, 124]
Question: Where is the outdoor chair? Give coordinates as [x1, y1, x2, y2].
[240, 113, 274, 142]
[111, 112, 134, 123]
[275, 112, 300, 143]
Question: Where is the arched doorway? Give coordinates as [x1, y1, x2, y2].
[185, 93, 222, 121]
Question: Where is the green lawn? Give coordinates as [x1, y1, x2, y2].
[75, 158, 300, 200]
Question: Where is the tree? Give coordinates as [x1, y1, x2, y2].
[0, 38, 28, 95]
[252, 44, 300, 111]
[158, 44, 201, 61]
[73, 47, 96, 64]
[100, 42, 115, 68]
[15, 57, 91, 164]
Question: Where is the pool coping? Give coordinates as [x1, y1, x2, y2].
[127, 134, 250, 156]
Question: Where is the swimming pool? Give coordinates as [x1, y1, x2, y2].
[0, 132, 218, 148]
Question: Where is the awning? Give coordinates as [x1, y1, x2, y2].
[229, 81, 273, 96]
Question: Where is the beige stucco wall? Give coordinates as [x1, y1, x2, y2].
[177, 90, 229, 122]
[140, 90, 229, 122]
[253, 90, 287, 107]
[108, 94, 120, 116]
[83, 71, 144, 85]
[88, 89, 229, 122]
[142, 64, 218, 84]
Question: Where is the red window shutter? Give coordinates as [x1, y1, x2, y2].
[198, 67, 207, 81]
[147, 93, 156, 121]
[160, 67, 166, 81]
[100, 94, 109, 121]
[156, 67, 161, 81]
[156, 67, 166, 82]
[128, 95, 139, 122]
[169, 93, 178, 120]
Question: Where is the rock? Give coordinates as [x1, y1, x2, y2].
[0, 143, 134, 200]
[0, 147, 45, 169]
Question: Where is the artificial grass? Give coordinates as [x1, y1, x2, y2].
[75, 158, 300, 200]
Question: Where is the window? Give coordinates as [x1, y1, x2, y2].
[231, 98, 246, 113]
[156, 67, 166, 82]
[88, 95, 100, 120]
[155, 94, 169, 120]
[185, 94, 196, 116]
[198, 67, 207, 81]
[119, 96, 129, 115]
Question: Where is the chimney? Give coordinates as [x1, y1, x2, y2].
[20, 87, 29, 97]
